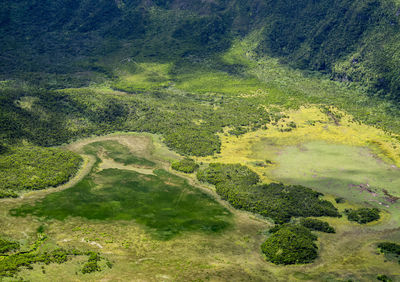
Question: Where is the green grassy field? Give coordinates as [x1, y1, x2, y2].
[272, 141, 400, 228]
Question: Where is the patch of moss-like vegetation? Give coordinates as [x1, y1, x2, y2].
[300, 218, 335, 233]
[171, 158, 199, 173]
[11, 169, 232, 240]
[261, 224, 318, 265]
[0, 146, 82, 198]
[377, 242, 400, 264]
[197, 163, 340, 223]
[345, 208, 380, 224]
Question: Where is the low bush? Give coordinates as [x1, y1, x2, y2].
[0, 238, 20, 254]
[377, 242, 400, 256]
[300, 218, 335, 233]
[171, 158, 199, 173]
[377, 274, 392, 282]
[82, 252, 101, 274]
[335, 197, 345, 204]
[378, 242, 400, 264]
[0, 234, 105, 277]
[261, 224, 318, 265]
[345, 208, 380, 224]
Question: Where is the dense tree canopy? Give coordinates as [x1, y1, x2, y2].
[261, 224, 318, 265]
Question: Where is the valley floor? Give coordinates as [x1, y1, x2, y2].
[1, 126, 400, 281]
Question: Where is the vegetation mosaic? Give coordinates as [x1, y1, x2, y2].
[1, 0, 400, 280]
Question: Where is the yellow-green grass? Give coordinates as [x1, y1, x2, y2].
[196, 106, 400, 227]
[112, 62, 173, 93]
[174, 70, 265, 95]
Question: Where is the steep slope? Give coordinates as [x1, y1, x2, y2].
[2, 0, 400, 100]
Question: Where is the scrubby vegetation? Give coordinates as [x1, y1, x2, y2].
[0, 234, 110, 277]
[1, 0, 400, 279]
[261, 224, 318, 265]
[345, 208, 380, 224]
[377, 242, 400, 263]
[171, 158, 199, 173]
[81, 252, 101, 274]
[335, 197, 345, 204]
[0, 238, 19, 254]
[377, 275, 392, 282]
[0, 146, 82, 198]
[300, 218, 335, 233]
[197, 163, 339, 223]
[0, 85, 274, 157]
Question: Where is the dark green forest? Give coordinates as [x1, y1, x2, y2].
[2, 0, 400, 100]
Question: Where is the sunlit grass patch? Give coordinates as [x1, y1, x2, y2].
[174, 70, 265, 95]
[112, 62, 173, 93]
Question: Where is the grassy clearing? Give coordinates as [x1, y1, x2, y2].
[273, 141, 400, 224]
[197, 106, 400, 230]
[174, 70, 264, 95]
[112, 62, 173, 93]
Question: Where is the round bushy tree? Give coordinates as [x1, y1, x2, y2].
[261, 224, 318, 265]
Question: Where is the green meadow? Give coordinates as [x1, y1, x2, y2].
[272, 141, 400, 213]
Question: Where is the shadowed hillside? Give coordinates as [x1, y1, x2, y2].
[1, 0, 400, 100]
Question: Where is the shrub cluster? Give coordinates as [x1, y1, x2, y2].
[300, 218, 335, 233]
[81, 252, 101, 274]
[0, 146, 82, 198]
[377, 242, 400, 264]
[197, 163, 340, 223]
[261, 224, 318, 265]
[345, 208, 380, 224]
[0, 235, 108, 277]
[0, 238, 20, 254]
[171, 158, 199, 173]
[377, 275, 392, 282]
[0, 246, 78, 277]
